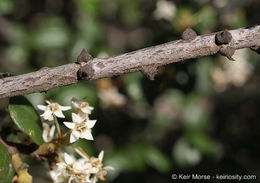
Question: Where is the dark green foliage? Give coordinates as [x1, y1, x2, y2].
[8, 96, 44, 145]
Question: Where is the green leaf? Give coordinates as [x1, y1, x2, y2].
[0, 141, 12, 182]
[3, 167, 15, 183]
[8, 96, 44, 145]
[73, 139, 95, 157]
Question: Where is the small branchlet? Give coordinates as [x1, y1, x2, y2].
[12, 153, 32, 183]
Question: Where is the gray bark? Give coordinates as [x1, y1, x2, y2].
[1, 26, 260, 98]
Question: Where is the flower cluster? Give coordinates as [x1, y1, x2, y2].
[64, 98, 96, 143]
[38, 99, 97, 143]
[50, 150, 113, 183]
[37, 98, 113, 183]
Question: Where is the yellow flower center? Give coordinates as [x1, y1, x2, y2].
[76, 122, 88, 133]
[50, 103, 59, 111]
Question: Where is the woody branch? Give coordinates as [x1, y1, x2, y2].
[0, 26, 260, 99]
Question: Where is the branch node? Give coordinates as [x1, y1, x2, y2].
[76, 49, 93, 63]
[77, 64, 95, 81]
[215, 30, 232, 45]
[141, 66, 158, 80]
[76, 49, 95, 80]
[219, 46, 236, 61]
[181, 26, 197, 40]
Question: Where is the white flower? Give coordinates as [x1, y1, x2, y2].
[56, 153, 76, 174]
[76, 150, 114, 183]
[50, 151, 113, 183]
[50, 153, 73, 183]
[63, 113, 97, 143]
[42, 123, 56, 143]
[72, 98, 94, 119]
[37, 100, 71, 121]
[50, 167, 68, 183]
[88, 151, 114, 183]
[52, 153, 92, 183]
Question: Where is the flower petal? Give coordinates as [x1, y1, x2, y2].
[90, 167, 99, 174]
[86, 120, 97, 129]
[81, 106, 93, 114]
[41, 109, 52, 116]
[42, 124, 55, 142]
[49, 170, 61, 181]
[72, 113, 84, 123]
[59, 105, 71, 111]
[91, 176, 98, 183]
[68, 176, 74, 183]
[37, 105, 46, 111]
[98, 150, 104, 162]
[64, 153, 74, 165]
[104, 166, 114, 171]
[56, 162, 66, 169]
[81, 130, 94, 140]
[54, 110, 65, 118]
[63, 122, 75, 129]
[70, 130, 80, 143]
[41, 113, 54, 121]
[50, 125, 56, 138]
[42, 124, 49, 143]
[71, 99, 79, 108]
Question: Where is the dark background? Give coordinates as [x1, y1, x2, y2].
[0, 0, 260, 182]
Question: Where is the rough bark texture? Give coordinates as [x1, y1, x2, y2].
[0, 26, 260, 98]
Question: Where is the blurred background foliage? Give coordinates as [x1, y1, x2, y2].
[0, 0, 260, 182]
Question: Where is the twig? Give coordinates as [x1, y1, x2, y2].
[0, 137, 18, 154]
[0, 26, 260, 99]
